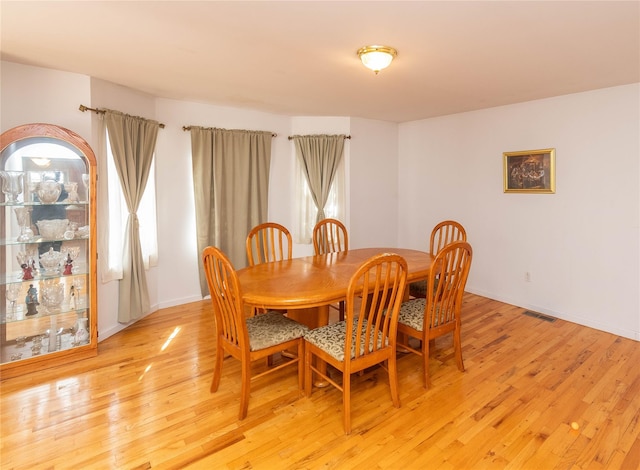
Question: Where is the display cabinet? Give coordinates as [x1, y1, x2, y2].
[1, 123, 97, 379]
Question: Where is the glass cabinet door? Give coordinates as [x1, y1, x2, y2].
[1, 123, 97, 379]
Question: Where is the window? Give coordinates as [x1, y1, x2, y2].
[103, 130, 158, 282]
[294, 156, 345, 244]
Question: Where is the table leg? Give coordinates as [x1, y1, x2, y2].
[287, 305, 330, 387]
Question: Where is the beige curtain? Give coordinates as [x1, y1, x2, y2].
[292, 135, 346, 223]
[190, 127, 272, 296]
[104, 110, 160, 323]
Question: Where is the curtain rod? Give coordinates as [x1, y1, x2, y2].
[79, 104, 165, 128]
[182, 125, 276, 137]
[288, 135, 351, 140]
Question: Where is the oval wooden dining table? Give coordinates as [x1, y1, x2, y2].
[236, 247, 434, 329]
[236, 247, 434, 386]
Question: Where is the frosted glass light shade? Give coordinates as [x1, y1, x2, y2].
[357, 45, 397, 74]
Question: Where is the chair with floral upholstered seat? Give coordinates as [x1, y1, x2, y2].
[313, 218, 349, 321]
[202, 246, 308, 419]
[397, 241, 473, 389]
[304, 252, 408, 434]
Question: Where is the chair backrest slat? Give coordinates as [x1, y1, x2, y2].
[203, 246, 248, 350]
[246, 222, 292, 266]
[430, 220, 467, 256]
[313, 218, 348, 255]
[426, 241, 473, 331]
[345, 253, 407, 363]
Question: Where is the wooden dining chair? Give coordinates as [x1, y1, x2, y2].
[304, 252, 408, 434]
[397, 241, 473, 389]
[313, 218, 348, 256]
[313, 218, 349, 321]
[246, 222, 293, 317]
[246, 222, 292, 266]
[409, 220, 467, 298]
[202, 246, 308, 420]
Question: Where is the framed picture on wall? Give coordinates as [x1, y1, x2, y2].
[503, 148, 556, 193]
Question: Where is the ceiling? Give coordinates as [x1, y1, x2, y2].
[1, 1, 638, 123]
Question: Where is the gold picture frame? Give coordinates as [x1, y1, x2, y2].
[503, 148, 555, 193]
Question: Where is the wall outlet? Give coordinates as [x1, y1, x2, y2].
[525, 271, 531, 282]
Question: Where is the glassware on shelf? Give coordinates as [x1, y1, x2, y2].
[39, 247, 65, 275]
[63, 182, 79, 203]
[31, 335, 44, 355]
[14, 207, 35, 242]
[36, 179, 62, 204]
[72, 276, 86, 307]
[36, 218, 69, 240]
[76, 225, 90, 238]
[81, 173, 90, 202]
[74, 316, 89, 346]
[0, 170, 25, 204]
[40, 279, 65, 314]
[6, 284, 21, 320]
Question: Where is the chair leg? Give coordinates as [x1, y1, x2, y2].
[211, 343, 224, 393]
[338, 301, 345, 322]
[297, 340, 304, 390]
[388, 356, 400, 408]
[239, 359, 251, 420]
[343, 370, 351, 434]
[304, 344, 313, 397]
[422, 334, 431, 389]
[454, 328, 465, 372]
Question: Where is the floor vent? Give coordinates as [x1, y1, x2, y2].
[523, 310, 557, 322]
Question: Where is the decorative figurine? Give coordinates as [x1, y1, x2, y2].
[68, 285, 76, 310]
[25, 284, 39, 316]
[63, 253, 74, 275]
[21, 263, 34, 281]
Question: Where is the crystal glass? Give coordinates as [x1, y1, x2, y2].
[39, 247, 65, 275]
[64, 182, 79, 203]
[6, 284, 21, 320]
[14, 207, 35, 242]
[36, 218, 69, 240]
[36, 180, 62, 204]
[72, 276, 86, 307]
[81, 173, 90, 202]
[1, 170, 24, 203]
[40, 279, 65, 313]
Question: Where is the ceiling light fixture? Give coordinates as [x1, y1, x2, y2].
[357, 45, 398, 74]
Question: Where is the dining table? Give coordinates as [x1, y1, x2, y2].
[236, 247, 434, 385]
[236, 247, 435, 329]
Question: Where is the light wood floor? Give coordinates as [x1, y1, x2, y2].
[1, 293, 639, 469]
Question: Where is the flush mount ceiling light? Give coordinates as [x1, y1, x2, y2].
[357, 45, 398, 74]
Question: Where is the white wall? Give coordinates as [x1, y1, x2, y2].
[398, 84, 640, 340]
[349, 117, 399, 249]
[1, 61, 90, 137]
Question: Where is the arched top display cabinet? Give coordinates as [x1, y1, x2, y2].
[0, 123, 97, 379]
